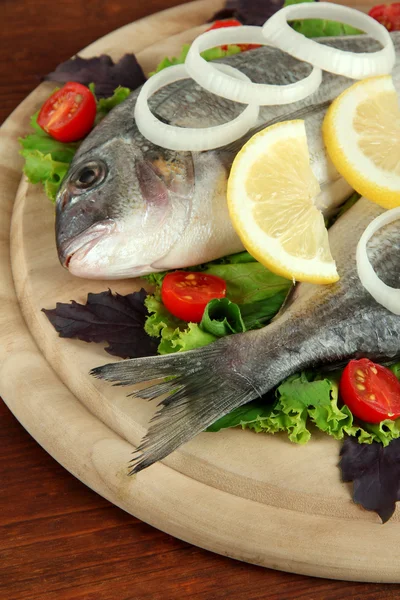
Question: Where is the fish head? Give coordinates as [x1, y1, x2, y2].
[56, 135, 194, 279]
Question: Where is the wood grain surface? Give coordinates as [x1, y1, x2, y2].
[2, 1, 400, 598]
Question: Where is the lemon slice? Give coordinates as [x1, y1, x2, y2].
[323, 75, 400, 210]
[227, 120, 338, 284]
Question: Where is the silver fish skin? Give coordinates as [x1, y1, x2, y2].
[56, 33, 400, 279]
[92, 197, 400, 473]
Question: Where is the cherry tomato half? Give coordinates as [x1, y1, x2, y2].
[38, 82, 97, 142]
[161, 271, 227, 323]
[206, 19, 261, 51]
[368, 3, 400, 31]
[340, 358, 400, 423]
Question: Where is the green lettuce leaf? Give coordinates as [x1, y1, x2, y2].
[143, 253, 292, 354]
[327, 192, 361, 228]
[208, 369, 400, 447]
[144, 295, 216, 354]
[203, 262, 292, 305]
[29, 110, 47, 134]
[19, 86, 132, 202]
[143, 271, 168, 289]
[390, 362, 400, 379]
[144, 254, 292, 308]
[284, 0, 362, 37]
[201, 298, 245, 337]
[201, 45, 242, 61]
[94, 85, 131, 124]
[150, 43, 243, 76]
[20, 150, 71, 202]
[239, 291, 289, 329]
[20, 134, 78, 163]
[218, 251, 256, 264]
[19, 110, 78, 201]
[207, 398, 277, 432]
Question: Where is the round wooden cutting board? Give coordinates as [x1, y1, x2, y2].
[1, 0, 398, 583]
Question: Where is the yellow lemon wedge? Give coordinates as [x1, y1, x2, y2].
[227, 120, 338, 284]
[323, 75, 400, 210]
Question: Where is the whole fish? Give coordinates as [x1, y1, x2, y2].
[92, 197, 400, 473]
[56, 33, 400, 279]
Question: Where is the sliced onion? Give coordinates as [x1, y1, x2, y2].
[185, 26, 322, 105]
[357, 207, 400, 315]
[134, 63, 259, 152]
[262, 2, 395, 79]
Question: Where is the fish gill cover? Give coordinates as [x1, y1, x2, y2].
[32, 0, 400, 521]
[20, 0, 358, 202]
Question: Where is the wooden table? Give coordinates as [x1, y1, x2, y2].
[1, 1, 400, 598]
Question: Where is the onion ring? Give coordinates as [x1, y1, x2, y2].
[134, 63, 259, 152]
[357, 207, 400, 315]
[185, 26, 322, 105]
[262, 2, 395, 79]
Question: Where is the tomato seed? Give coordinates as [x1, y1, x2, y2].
[357, 384, 366, 391]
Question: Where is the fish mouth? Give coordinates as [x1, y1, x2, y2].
[58, 220, 116, 268]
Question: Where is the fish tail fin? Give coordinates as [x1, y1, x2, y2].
[90, 338, 261, 474]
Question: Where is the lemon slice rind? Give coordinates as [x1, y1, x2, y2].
[323, 75, 400, 210]
[227, 120, 339, 284]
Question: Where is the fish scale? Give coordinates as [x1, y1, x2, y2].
[92, 196, 400, 473]
[56, 33, 400, 280]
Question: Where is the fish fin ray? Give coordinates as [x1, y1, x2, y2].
[91, 341, 259, 473]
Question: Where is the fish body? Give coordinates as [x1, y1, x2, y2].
[57, 32, 400, 279]
[92, 197, 400, 472]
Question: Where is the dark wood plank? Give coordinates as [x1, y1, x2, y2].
[2, 1, 400, 598]
[0, 0, 189, 124]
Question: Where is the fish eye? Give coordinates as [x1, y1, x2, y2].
[71, 161, 107, 191]
[79, 168, 97, 185]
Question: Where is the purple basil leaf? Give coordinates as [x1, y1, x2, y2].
[339, 438, 400, 523]
[42, 289, 158, 359]
[44, 54, 146, 98]
[211, 0, 285, 25]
